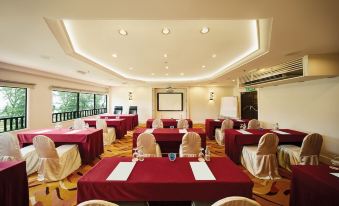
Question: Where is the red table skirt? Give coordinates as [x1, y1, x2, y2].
[225, 129, 307, 164]
[290, 165, 339, 206]
[100, 114, 138, 130]
[133, 128, 206, 154]
[0, 161, 29, 206]
[17, 128, 103, 164]
[146, 119, 193, 128]
[84, 119, 127, 139]
[205, 119, 249, 139]
[77, 157, 253, 203]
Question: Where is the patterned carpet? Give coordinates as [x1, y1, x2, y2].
[27, 125, 291, 206]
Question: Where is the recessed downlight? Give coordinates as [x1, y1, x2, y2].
[162, 27, 170, 35]
[164, 54, 168, 58]
[180, 72, 184, 76]
[151, 73, 155, 76]
[118, 29, 128, 36]
[129, 67, 133, 70]
[202, 65, 206, 69]
[165, 66, 169, 69]
[200, 27, 209, 34]
[112, 54, 118, 58]
[232, 79, 236, 82]
[212, 54, 217, 58]
[165, 73, 169, 76]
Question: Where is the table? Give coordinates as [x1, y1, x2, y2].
[146, 118, 193, 128]
[100, 114, 138, 130]
[84, 118, 127, 139]
[133, 128, 206, 154]
[77, 157, 253, 203]
[0, 161, 29, 206]
[205, 119, 249, 139]
[290, 165, 339, 206]
[224, 129, 307, 164]
[17, 128, 103, 164]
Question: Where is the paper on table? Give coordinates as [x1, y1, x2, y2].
[236, 119, 245, 122]
[330, 173, 339, 178]
[33, 129, 53, 134]
[107, 162, 136, 181]
[65, 129, 82, 134]
[214, 119, 221, 122]
[236, 130, 252, 135]
[179, 129, 187, 133]
[273, 130, 290, 135]
[144, 129, 154, 134]
[190, 162, 216, 180]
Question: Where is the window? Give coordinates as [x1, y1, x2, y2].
[52, 90, 107, 123]
[0, 86, 27, 132]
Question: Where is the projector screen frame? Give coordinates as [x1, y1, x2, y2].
[157, 92, 184, 111]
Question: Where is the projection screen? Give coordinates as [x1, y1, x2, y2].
[157, 93, 183, 111]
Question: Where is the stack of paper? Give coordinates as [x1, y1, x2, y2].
[179, 129, 187, 133]
[144, 129, 154, 134]
[273, 130, 290, 135]
[107, 162, 136, 181]
[33, 129, 53, 134]
[236, 130, 252, 135]
[190, 162, 216, 180]
[65, 129, 82, 134]
[330, 173, 339, 178]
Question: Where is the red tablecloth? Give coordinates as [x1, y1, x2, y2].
[77, 157, 253, 203]
[0, 161, 29, 206]
[290, 165, 339, 206]
[205, 119, 249, 139]
[146, 119, 193, 128]
[133, 128, 206, 154]
[225, 129, 307, 164]
[84, 119, 127, 139]
[100, 114, 138, 130]
[17, 128, 103, 164]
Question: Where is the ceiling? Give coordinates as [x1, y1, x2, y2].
[0, 0, 338, 87]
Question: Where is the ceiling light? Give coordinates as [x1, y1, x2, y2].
[164, 54, 168, 58]
[151, 73, 155, 76]
[129, 67, 133, 70]
[202, 65, 206, 69]
[212, 54, 217, 58]
[118, 29, 128, 36]
[232, 79, 235, 82]
[165, 73, 169, 76]
[162, 27, 170, 35]
[200, 27, 209, 34]
[165, 66, 169, 69]
[112, 54, 118, 58]
[180, 73, 184, 76]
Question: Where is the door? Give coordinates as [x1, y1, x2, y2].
[241, 91, 258, 119]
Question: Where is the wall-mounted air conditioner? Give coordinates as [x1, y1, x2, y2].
[239, 53, 339, 87]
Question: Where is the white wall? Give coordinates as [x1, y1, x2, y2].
[110, 86, 153, 123]
[189, 86, 234, 123]
[258, 77, 339, 160]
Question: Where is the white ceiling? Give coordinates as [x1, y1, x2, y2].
[0, 0, 338, 87]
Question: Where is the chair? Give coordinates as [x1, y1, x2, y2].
[129, 106, 137, 114]
[33, 135, 81, 182]
[77, 200, 119, 206]
[114, 106, 123, 115]
[96, 119, 116, 145]
[152, 119, 163, 128]
[0, 133, 39, 175]
[211, 196, 261, 206]
[73, 118, 85, 129]
[137, 133, 162, 157]
[179, 132, 201, 157]
[215, 119, 234, 146]
[177, 119, 189, 129]
[248, 119, 260, 129]
[241, 133, 281, 180]
[277, 133, 323, 171]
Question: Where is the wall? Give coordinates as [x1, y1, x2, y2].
[189, 86, 234, 123]
[257, 77, 339, 160]
[0, 68, 108, 133]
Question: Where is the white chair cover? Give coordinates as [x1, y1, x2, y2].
[0, 133, 39, 175]
[248, 119, 260, 129]
[77, 200, 119, 206]
[96, 119, 116, 145]
[33, 135, 81, 182]
[278, 133, 323, 171]
[137, 133, 162, 157]
[211, 196, 261, 206]
[241, 133, 281, 180]
[152, 119, 163, 128]
[179, 132, 201, 157]
[215, 119, 234, 146]
[177, 119, 189, 129]
[74, 118, 85, 129]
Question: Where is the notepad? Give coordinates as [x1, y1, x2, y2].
[330, 173, 339, 178]
[106, 162, 136, 181]
[33, 129, 53, 134]
[144, 129, 154, 134]
[236, 130, 252, 135]
[65, 129, 82, 134]
[236, 119, 245, 122]
[179, 129, 187, 133]
[273, 130, 290, 135]
[214, 119, 221, 122]
[190, 162, 216, 180]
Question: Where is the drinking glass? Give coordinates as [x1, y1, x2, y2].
[205, 146, 211, 162]
[168, 153, 177, 161]
[138, 147, 144, 162]
[198, 148, 205, 162]
[132, 148, 138, 162]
